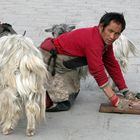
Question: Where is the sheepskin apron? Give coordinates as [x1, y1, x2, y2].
[41, 49, 87, 103]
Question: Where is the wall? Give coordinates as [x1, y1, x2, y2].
[0, 0, 140, 75]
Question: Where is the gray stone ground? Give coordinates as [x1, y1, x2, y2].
[0, 0, 140, 139]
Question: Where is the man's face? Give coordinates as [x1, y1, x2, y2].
[99, 20, 122, 45]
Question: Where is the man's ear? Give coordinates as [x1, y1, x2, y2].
[99, 23, 103, 28]
[98, 23, 104, 32]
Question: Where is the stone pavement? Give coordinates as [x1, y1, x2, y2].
[0, 0, 140, 139]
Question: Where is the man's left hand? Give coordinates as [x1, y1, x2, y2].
[124, 91, 138, 100]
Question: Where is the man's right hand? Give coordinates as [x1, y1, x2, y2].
[109, 94, 133, 110]
[117, 98, 133, 110]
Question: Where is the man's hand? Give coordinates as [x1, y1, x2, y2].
[123, 90, 137, 100]
[102, 85, 137, 109]
[117, 98, 133, 110]
[136, 93, 140, 99]
[109, 94, 133, 110]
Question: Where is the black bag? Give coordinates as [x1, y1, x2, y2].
[63, 57, 87, 69]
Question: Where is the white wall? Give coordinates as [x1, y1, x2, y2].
[0, 0, 140, 76]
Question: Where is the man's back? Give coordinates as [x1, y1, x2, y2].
[54, 26, 103, 57]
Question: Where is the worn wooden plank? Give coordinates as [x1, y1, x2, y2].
[99, 103, 140, 115]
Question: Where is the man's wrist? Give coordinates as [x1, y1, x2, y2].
[119, 88, 129, 96]
[122, 90, 129, 96]
[109, 94, 119, 107]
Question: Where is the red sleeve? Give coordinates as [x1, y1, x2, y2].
[102, 45, 128, 90]
[86, 44, 109, 88]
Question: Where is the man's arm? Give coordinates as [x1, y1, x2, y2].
[103, 45, 128, 91]
[85, 44, 133, 108]
[102, 45, 138, 100]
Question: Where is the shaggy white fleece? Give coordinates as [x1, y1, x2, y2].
[0, 34, 48, 136]
[113, 34, 139, 73]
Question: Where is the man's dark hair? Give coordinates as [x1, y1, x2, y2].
[99, 12, 126, 32]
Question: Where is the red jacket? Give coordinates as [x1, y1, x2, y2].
[40, 26, 127, 90]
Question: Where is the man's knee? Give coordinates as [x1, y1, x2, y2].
[46, 91, 79, 112]
[46, 91, 72, 112]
